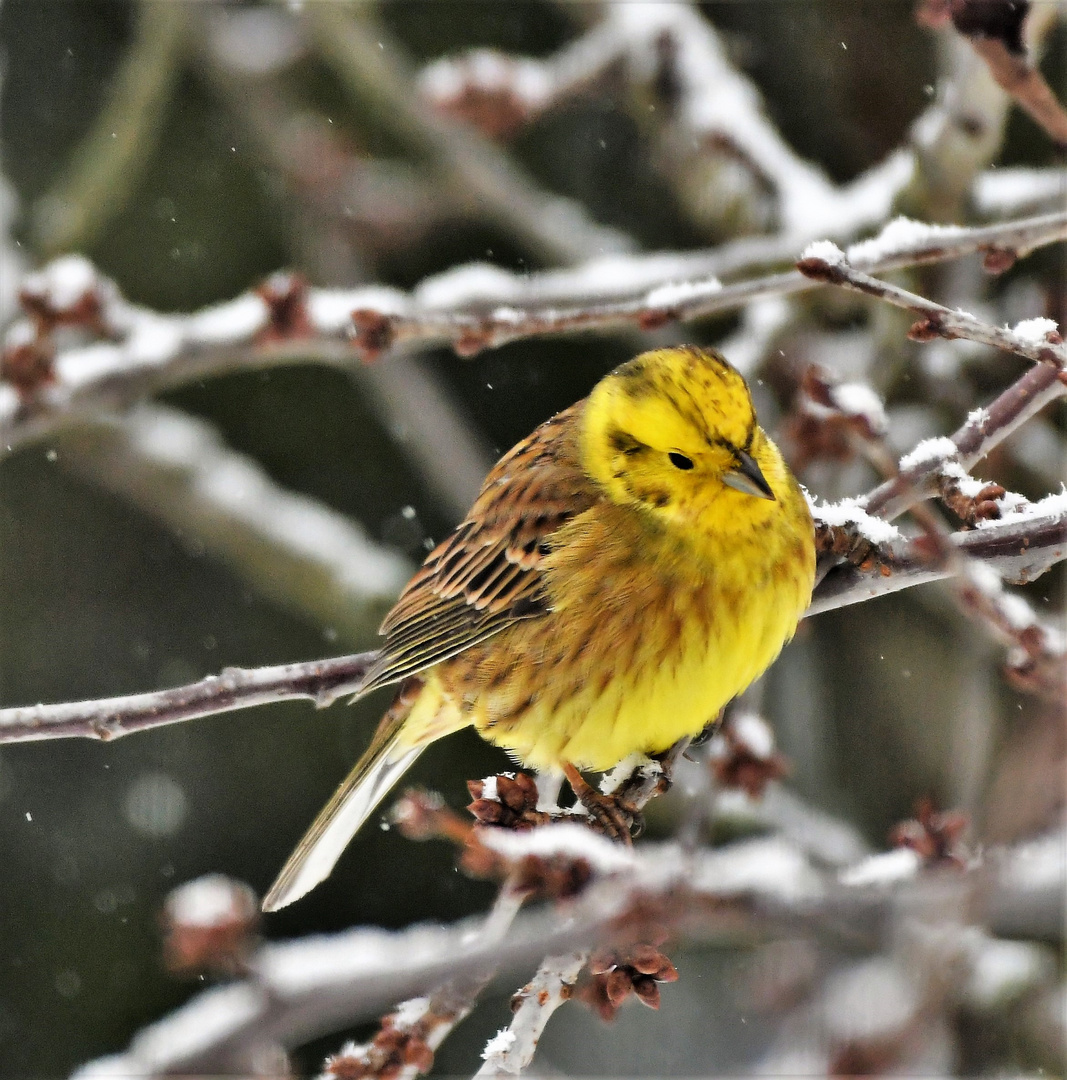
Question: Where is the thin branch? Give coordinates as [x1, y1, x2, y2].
[4, 211, 1063, 455]
[797, 245, 1066, 369]
[793, 252, 1067, 525]
[0, 652, 375, 743]
[473, 951, 586, 1077]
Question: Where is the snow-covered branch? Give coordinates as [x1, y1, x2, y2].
[797, 241, 1066, 370]
[806, 498, 1067, 616]
[422, 0, 887, 237]
[804, 313, 1067, 526]
[74, 828, 1066, 1076]
[4, 211, 1063, 455]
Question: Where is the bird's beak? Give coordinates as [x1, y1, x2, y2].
[723, 450, 775, 500]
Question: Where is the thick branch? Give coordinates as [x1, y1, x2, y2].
[72, 830, 1065, 1075]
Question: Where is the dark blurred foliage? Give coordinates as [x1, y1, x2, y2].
[0, 1, 1062, 1075]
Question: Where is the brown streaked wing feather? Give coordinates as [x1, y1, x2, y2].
[359, 403, 593, 695]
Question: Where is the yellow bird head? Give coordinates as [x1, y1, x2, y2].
[581, 346, 782, 534]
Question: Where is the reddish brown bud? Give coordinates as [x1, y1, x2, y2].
[1, 335, 56, 400]
[324, 1051, 372, 1079]
[627, 944, 664, 975]
[632, 975, 661, 1009]
[255, 271, 313, 343]
[907, 316, 942, 341]
[981, 246, 1017, 274]
[795, 256, 842, 281]
[638, 309, 674, 331]
[589, 948, 618, 976]
[351, 309, 396, 361]
[161, 874, 260, 978]
[467, 798, 504, 824]
[453, 330, 489, 357]
[401, 1038, 434, 1072]
[604, 967, 633, 1007]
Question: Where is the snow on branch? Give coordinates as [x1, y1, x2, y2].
[796, 244, 1066, 370]
[473, 951, 586, 1077]
[807, 497, 1067, 616]
[74, 828, 1066, 1075]
[806, 322, 1067, 526]
[4, 212, 1064, 455]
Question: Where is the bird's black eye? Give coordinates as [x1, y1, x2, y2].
[668, 452, 694, 470]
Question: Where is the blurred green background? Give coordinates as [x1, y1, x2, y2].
[0, 1, 1062, 1075]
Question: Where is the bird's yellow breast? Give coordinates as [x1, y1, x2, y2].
[400, 457, 814, 773]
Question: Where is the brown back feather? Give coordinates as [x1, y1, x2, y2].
[358, 402, 596, 694]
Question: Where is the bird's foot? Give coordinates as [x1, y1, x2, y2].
[563, 763, 638, 845]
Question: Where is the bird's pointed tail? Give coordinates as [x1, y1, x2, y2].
[262, 704, 422, 912]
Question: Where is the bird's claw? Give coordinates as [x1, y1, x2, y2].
[563, 763, 638, 845]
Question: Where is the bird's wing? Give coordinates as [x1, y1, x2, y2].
[358, 402, 594, 695]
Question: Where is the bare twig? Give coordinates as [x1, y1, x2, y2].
[797, 245, 1065, 370]
[0, 652, 375, 743]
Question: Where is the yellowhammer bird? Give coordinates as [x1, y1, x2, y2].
[263, 346, 815, 911]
